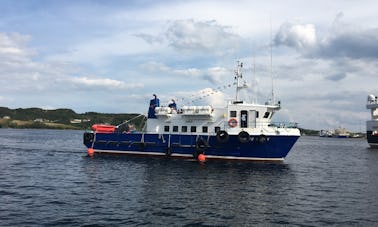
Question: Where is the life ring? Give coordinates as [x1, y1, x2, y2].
[238, 131, 250, 143]
[84, 132, 94, 143]
[258, 134, 267, 144]
[216, 130, 229, 143]
[228, 118, 238, 127]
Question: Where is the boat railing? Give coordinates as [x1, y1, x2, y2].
[116, 114, 147, 133]
[268, 122, 299, 129]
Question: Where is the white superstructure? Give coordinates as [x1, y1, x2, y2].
[367, 95, 378, 147]
[367, 95, 378, 132]
[146, 62, 300, 138]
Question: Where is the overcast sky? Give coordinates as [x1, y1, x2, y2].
[1, 0, 377, 131]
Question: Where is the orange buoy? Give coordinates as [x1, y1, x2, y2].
[198, 153, 206, 162]
[87, 148, 94, 157]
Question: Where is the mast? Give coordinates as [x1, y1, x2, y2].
[234, 61, 245, 101]
[253, 56, 256, 103]
[270, 18, 275, 104]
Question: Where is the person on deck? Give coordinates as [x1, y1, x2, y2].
[152, 94, 159, 107]
[168, 99, 177, 111]
[148, 94, 160, 118]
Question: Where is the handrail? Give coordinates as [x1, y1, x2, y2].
[117, 114, 146, 127]
[269, 122, 299, 128]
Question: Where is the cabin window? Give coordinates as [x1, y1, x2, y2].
[173, 126, 178, 132]
[256, 111, 259, 118]
[214, 127, 220, 133]
[202, 126, 208, 133]
[230, 111, 237, 117]
[182, 126, 187, 132]
[263, 112, 270, 118]
[164, 126, 170, 132]
[191, 126, 196, 132]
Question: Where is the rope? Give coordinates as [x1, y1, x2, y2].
[117, 114, 146, 128]
[172, 83, 233, 106]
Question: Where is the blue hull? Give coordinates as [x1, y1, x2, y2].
[84, 132, 299, 161]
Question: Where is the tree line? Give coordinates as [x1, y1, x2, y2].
[0, 107, 144, 130]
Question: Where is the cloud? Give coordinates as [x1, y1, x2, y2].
[204, 67, 230, 84]
[314, 28, 378, 59]
[133, 33, 163, 45]
[139, 61, 170, 72]
[172, 88, 229, 108]
[165, 19, 242, 55]
[0, 31, 145, 112]
[275, 22, 317, 50]
[135, 19, 244, 56]
[140, 61, 231, 84]
[69, 76, 143, 89]
[324, 73, 347, 81]
[196, 88, 228, 107]
[0, 33, 54, 93]
[0, 33, 36, 62]
[275, 15, 378, 59]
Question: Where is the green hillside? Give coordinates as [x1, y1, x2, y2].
[0, 107, 145, 130]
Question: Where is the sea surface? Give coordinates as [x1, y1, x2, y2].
[1, 128, 378, 226]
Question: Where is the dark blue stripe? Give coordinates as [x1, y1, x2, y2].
[84, 133, 299, 159]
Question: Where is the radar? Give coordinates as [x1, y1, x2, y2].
[368, 94, 376, 102]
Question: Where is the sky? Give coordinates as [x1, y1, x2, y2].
[0, 0, 377, 131]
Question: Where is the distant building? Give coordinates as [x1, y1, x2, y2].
[70, 119, 91, 124]
[70, 119, 82, 124]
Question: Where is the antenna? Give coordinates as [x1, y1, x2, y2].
[270, 16, 275, 105]
[253, 55, 257, 104]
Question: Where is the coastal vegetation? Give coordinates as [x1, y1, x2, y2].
[0, 107, 143, 130]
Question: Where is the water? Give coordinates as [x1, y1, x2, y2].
[1, 129, 378, 226]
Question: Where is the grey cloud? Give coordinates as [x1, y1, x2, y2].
[140, 61, 230, 84]
[133, 19, 242, 56]
[324, 73, 347, 81]
[275, 19, 378, 60]
[274, 22, 317, 50]
[165, 19, 242, 55]
[314, 28, 378, 59]
[0, 33, 36, 62]
[133, 33, 163, 44]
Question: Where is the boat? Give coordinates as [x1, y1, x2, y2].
[319, 129, 333, 137]
[366, 94, 378, 148]
[320, 128, 351, 138]
[333, 127, 351, 138]
[83, 62, 301, 161]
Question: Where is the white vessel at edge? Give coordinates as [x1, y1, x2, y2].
[367, 94, 378, 148]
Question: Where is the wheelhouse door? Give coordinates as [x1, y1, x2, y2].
[240, 110, 248, 128]
[249, 110, 257, 128]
